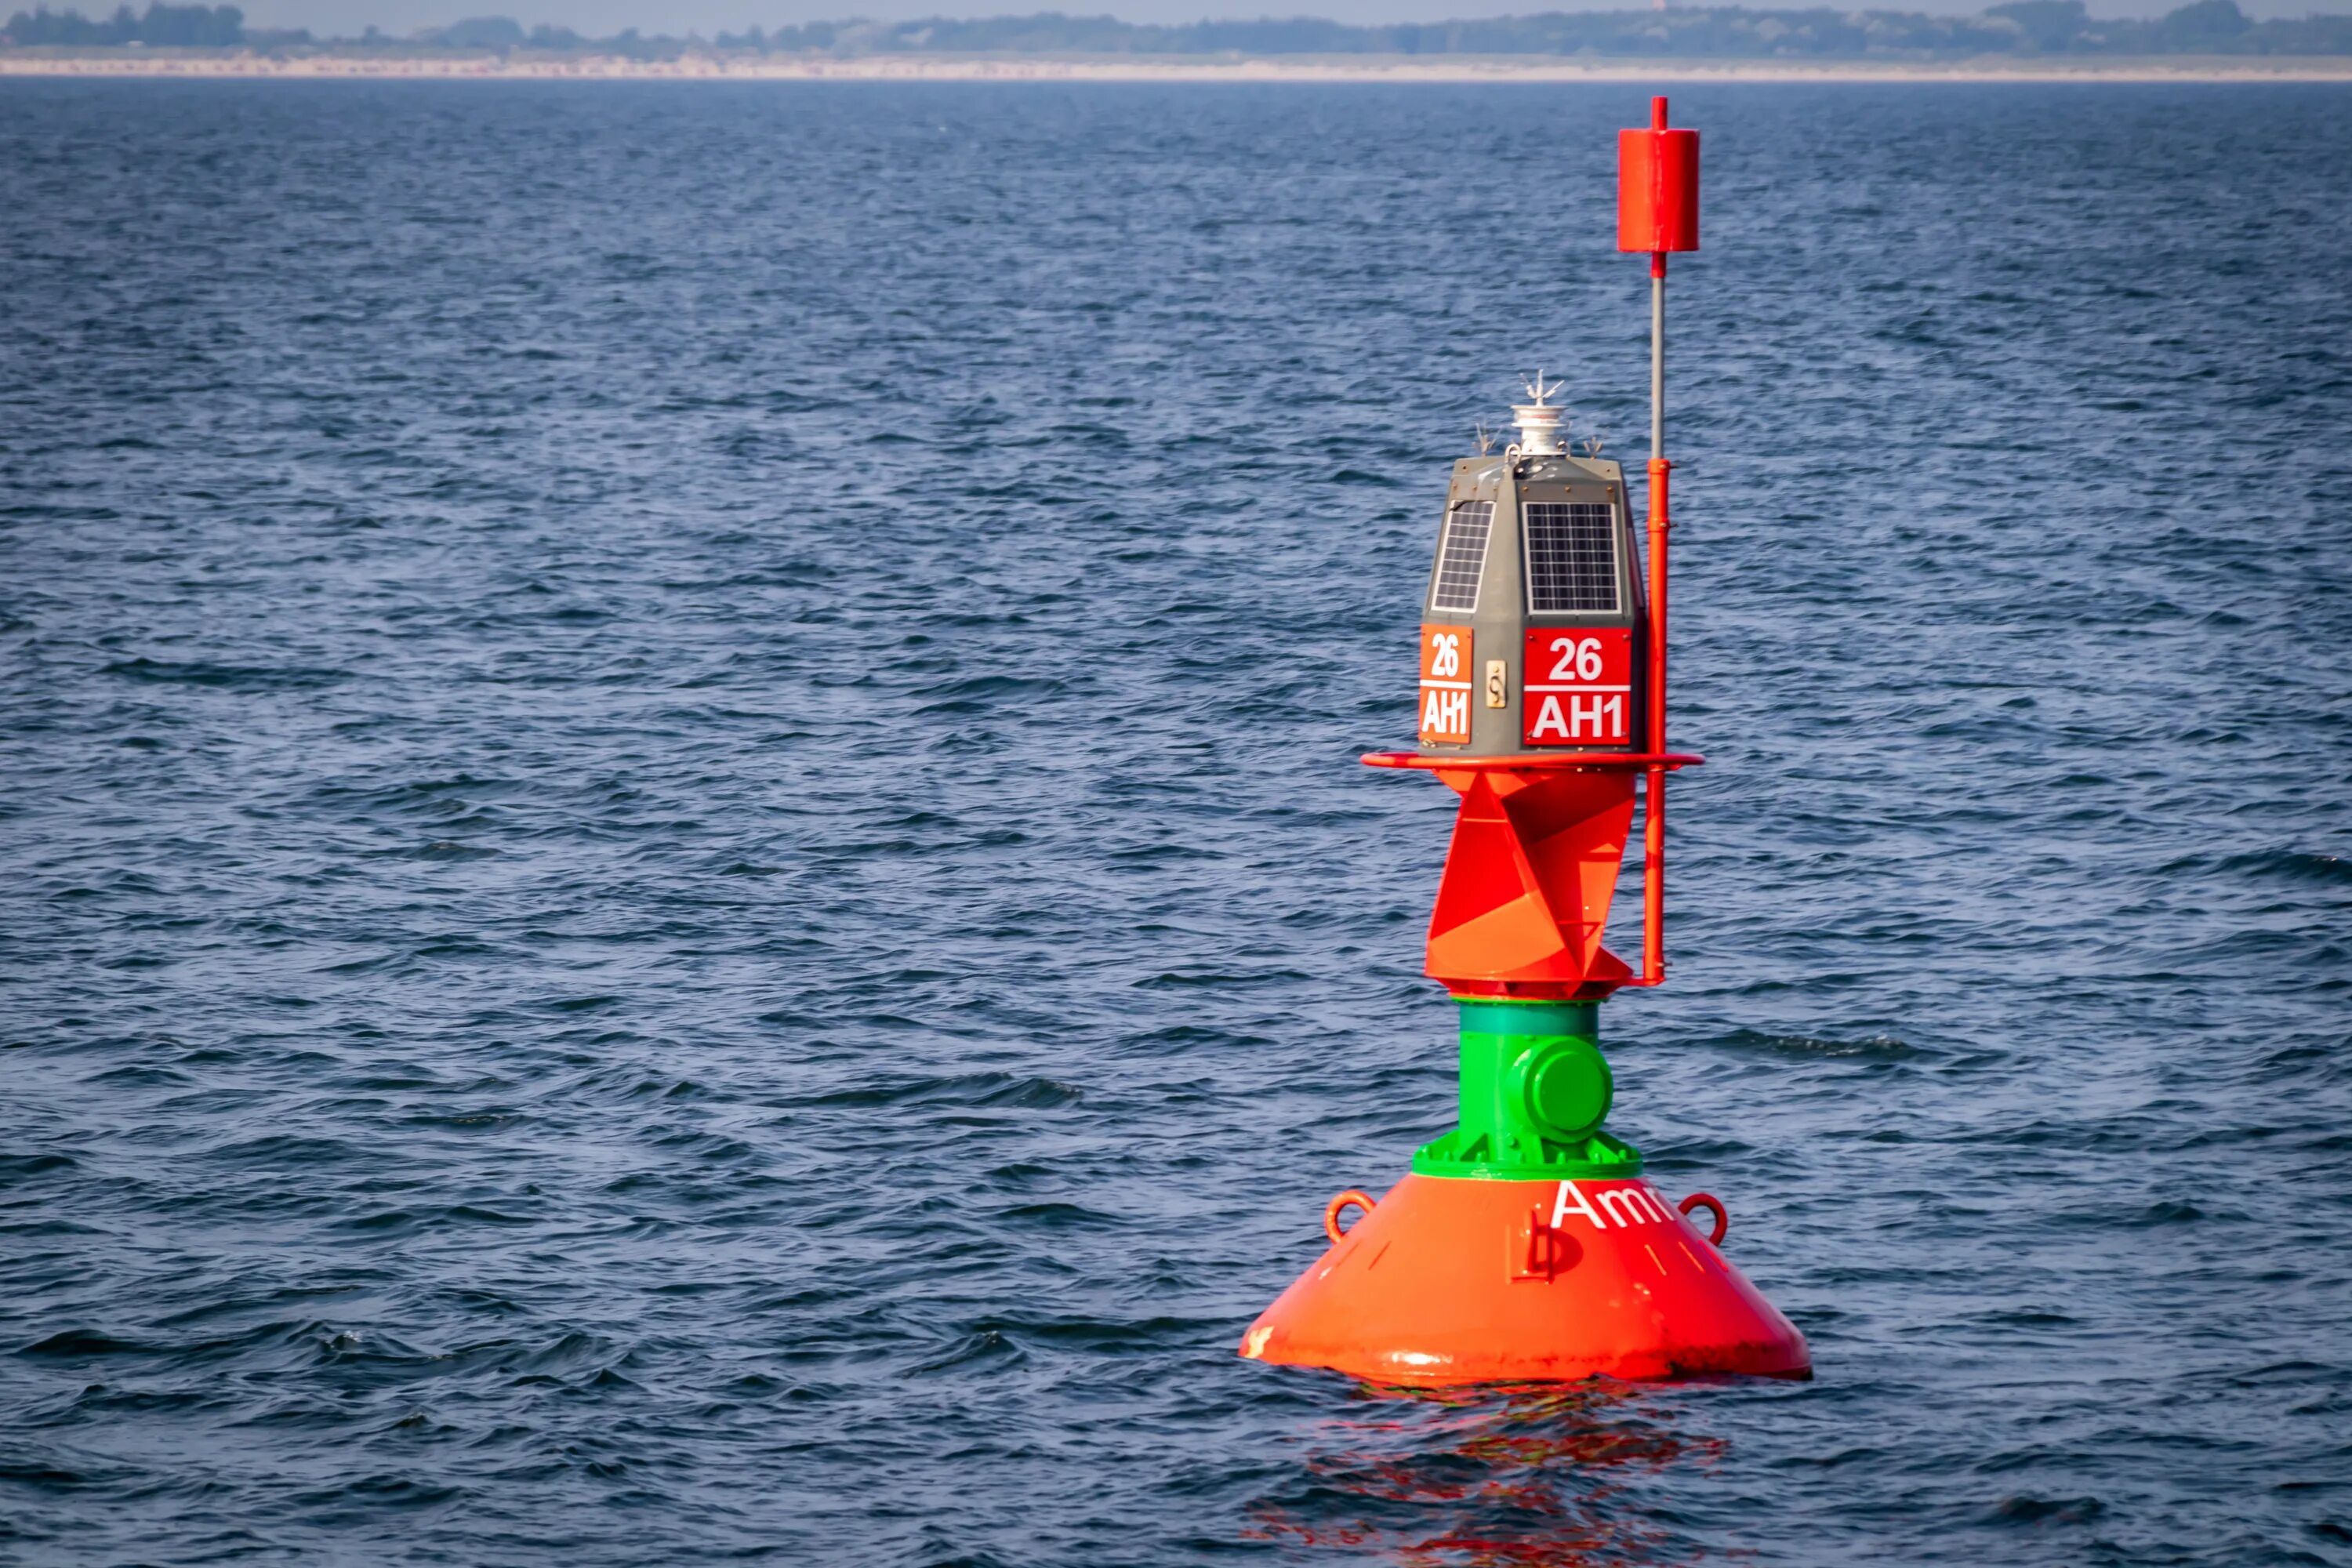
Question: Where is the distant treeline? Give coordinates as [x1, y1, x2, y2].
[6, 1, 247, 44]
[9, 0, 2352, 56]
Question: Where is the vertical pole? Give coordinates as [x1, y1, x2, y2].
[1642, 238, 1670, 983]
[1651, 256, 1665, 463]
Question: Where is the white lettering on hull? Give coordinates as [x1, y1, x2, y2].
[1548, 1178, 1680, 1232]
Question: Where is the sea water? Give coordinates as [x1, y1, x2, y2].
[2, 79, 2348, 1566]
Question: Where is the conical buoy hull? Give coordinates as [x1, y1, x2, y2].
[1240, 1174, 1809, 1385]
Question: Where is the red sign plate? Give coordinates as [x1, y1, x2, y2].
[1523, 628, 1632, 746]
[1419, 624, 1472, 746]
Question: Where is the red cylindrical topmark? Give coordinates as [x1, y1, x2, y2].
[1617, 96, 1700, 254]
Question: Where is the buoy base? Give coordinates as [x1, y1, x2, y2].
[1240, 1172, 1809, 1386]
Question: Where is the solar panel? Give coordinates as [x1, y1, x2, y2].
[1430, 501, 1494, 613]
[1523, 503, 1619, 613]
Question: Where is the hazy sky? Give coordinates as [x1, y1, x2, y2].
[237, 0, 2348, 40]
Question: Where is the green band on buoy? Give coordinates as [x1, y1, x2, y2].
[1411, 995, 1643, 1180]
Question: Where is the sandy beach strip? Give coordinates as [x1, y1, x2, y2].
[2, 50, 2349, 82]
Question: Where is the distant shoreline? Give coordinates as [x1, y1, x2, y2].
[4, 50, 2350, 82]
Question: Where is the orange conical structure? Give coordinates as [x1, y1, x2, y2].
[1423, 766, 1638, 998]
[1241, 1174, 1809, 1386]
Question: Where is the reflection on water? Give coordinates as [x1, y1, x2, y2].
[1248, 1383, 1718, 1566]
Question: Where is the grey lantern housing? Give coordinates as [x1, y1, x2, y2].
[1415, 378, 1652, 759]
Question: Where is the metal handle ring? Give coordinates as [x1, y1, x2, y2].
[1679, 1192, 1729, 1246]
[1323, 1189, 1377, 1245]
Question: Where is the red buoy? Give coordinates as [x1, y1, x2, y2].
[1242, 97, 1809, 1388]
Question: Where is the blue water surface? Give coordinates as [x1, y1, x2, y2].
[2, 78, 2349, 1566]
